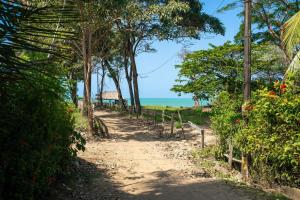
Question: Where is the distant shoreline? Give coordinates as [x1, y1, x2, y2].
[128, 98, 209, 108]
[82, 97, 210, 108]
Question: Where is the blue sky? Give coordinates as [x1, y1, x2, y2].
[78, 0, 241, 98]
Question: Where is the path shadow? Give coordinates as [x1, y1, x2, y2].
[48, 157, 132, 200]
[49, 158, 286, 200]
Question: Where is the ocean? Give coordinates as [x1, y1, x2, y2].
[127, 98, 209, 107]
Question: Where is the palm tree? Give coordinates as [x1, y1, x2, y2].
[282, 11, 300, 74]
[0, 0, 76, 83]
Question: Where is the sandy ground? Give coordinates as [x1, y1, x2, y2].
[52, 110, 281, 200]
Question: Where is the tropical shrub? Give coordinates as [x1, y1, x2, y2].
[211, 91, 243, 155]
[0, 1, 85, 199]
[0, 77, 85, 199]
[236, 81, 300, 186]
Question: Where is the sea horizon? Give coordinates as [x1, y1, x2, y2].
[127, 97, 209, 107]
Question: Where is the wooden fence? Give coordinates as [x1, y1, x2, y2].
[188, 121, 241, 169]
[140, 109, 185, 138]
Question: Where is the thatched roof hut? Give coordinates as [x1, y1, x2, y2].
[96, 91, 118, 100]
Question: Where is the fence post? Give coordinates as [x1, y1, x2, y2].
[161, 110, 165, 137]
[241, 153, 249, 181]
[228, 138, 233, 169]
[170, 114, 174, 135]
[177, 110, 184, 136]
[154, 111, 157, 127]
[201, 129, 205, 148]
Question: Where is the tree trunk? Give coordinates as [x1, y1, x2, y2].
[70, 72, 78, 107]
[99, 64, 106, 106]
[193, 96, 200, 108]
[242, 0, 251, 181]
[82, 27, 93, 134]
[104, 60, 127, 111]
[79, 1, 93, 135]
[128, 49, 141, 115]
[124, 56, 135, 113]
[243, 0, 251, 114]
[82, 28, 88, 117]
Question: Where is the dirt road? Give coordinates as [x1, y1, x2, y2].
[52, 110, 284, 200]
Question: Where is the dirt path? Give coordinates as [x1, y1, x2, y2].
[52, 110, 282, 200]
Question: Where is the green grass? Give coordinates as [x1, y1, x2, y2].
[72, 110, 88, 130]
[141, 105, 210, 125]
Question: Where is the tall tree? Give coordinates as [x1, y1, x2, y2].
[97, 62, 106, 106]
[116, 0, 225, 114]
[220, 0, 300, 64]
[104, 58, 127, 111]
[242, 0, 252, 181]
[172, 42, 284, 99]
[76, 0, 125, 134]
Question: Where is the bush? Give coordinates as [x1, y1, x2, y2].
[211, 91, 242, 155]
[0, 78, 85, 199]
[236, 81, 300, 186]
[211, 82, 300, 186]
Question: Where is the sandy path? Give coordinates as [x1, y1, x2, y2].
[53, 110, 279, 200]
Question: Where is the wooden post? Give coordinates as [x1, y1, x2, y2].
[201, 129, 205, 148]
[228, 138, 233, 169]
[161, 110, 165, 137]
[154, 111, 157, 127]
[141, 111, 144, 122]
[170, 114, 174, 135]
[242, 0, 252, 181]
[242, 153, 249, 179]
[177, 110, 184, 136]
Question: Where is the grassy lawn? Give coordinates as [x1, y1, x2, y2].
[141, 105, 210, 126]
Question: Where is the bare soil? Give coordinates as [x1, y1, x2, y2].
[51, 110, 285, 200]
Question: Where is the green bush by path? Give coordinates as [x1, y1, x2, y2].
[211, 81, 300, 187]
[0, 78, 85, 199]
[211, 92, 243, 157]
[236, 81, 300, 186]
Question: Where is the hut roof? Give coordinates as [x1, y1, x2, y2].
[96, 91, 118, 100]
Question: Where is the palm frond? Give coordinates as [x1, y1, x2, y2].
[282, 11, 300, 55]
[286, 50, 300, 75]
[0, 0, 78, 83]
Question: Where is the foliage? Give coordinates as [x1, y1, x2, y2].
[211, 91, 243, 154]
[282, 10, 300, 76]
[283, 11, 300, 56]
[172, 42, 285, 99]
[211, 81, 300, 186]
[0, 1, 85, 199]
[235, 81, 300, 186]
[73, 109, 88, 131]
[220, 0, 299, 45]
[0, 0, 76, 82]
[142, 105, 210, 125]
[0, 77, 86, 199]
[219, 0, 300, 69]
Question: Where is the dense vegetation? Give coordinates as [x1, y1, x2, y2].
[142, 105, 210, 126]
[173, 0, 300, 187]
[1, 0, 300, 199]
[0, 1, 85, 199]
[0, 0, 225, 199]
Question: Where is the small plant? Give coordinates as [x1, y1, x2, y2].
[175, 121, 182, 129]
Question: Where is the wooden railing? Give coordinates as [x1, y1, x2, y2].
[140, 109, 185, 138]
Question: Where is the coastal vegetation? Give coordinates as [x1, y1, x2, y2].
[1, 0, 300, 199]
[172, 0, 300, 188]
[142, 105, 210, 126]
